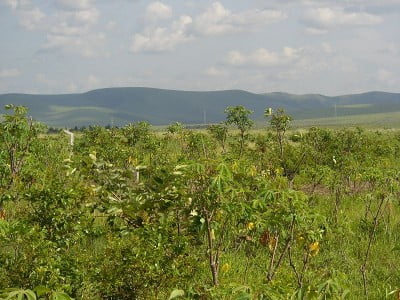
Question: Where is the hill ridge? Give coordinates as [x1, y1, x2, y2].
[1, 87, 400, 127]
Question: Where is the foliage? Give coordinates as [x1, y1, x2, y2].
[1, 104, 400, 299]
[224, 105, 254, 156]
[123, 121, 151, 146]
[207, 123, 228, 152]
[267, 108, 292, 161]
[0, 105, 44, 182]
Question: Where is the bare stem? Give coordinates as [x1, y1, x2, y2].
[204, 209, 219, 286]
[267, 216, 295, 282]
[360, 194, 386, 297]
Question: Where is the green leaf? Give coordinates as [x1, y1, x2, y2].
[33, 286, 50, 297]
[168, 289, 185, 300]
[106, 207, 123, 215]
[154, 176, 163, 184]
[174, 165, 188, 170]
[234, 292, 252, 300]
[1, 289, 36, 300]
[0, 220, 9, 235]
[24, 290, 36, 300]
[51, 291, 72, 300]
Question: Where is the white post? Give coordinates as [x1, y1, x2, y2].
[134, 169, 140, 183]
[63, 129, 74, 146]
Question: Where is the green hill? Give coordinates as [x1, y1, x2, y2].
[0, 87, 399, 127]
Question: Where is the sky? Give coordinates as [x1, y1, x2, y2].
[0, 0, 399, 96]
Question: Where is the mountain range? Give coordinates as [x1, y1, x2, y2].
[1, 87, 400, 127]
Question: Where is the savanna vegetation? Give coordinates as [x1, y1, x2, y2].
[0, 104, 400, 299]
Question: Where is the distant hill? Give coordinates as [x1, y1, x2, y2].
[0, 87, 399, 127]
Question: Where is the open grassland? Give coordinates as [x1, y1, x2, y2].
[292, 110, 400, 128]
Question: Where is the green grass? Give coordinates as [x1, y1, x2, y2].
[47, 105, 115, 114]
[292, 110, 400, 128]
[336, 104, 373, 109]
[42, 106, 130, 127]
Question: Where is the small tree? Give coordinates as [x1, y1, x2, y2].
[0, 104, 43, 182]
[266, 108, 292, 160]
[167, 122, 184, 135]
[224, 105, 253, 156]
[207, 123, 228, 152]
[123, 121, 151, 146]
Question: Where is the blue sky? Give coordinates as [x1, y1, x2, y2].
[0, 0, 399, 95]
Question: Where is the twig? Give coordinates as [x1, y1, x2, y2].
[360, 194, 386, 297]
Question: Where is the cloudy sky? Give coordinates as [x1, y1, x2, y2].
[0, 0, 399, 95]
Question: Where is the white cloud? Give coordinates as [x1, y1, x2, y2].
[131, 15, 193, 53]
[2, 0, 97, 33]
[34, 73, 102, 93]
[86, 74, 101, 90]
[0, 0, 17, 10]
[204, 66, 227, 77]
[53, 6, 100, 27]
[194, 2, 286, 36]
[0, 0, 46, 30]
[305, 27, 328, 35]
[145, 2, 172, 21]
[224, 47, 301, 67]
[376, 69, 400, 87]
[55, 0, 94, 11]
[271, 43, 360, 88]
[66, 82, 78, 93]
[321, 42, 335, 54]
[18, 6, 45, 30]
[132, 2, 285, 53]
[38, 0, 103, 57]
[308, 0, 400, 7]
[193, 2, 234, 35]
[44, 32, 106, 57]
[73, 7, 99, 24]
[2, 0, 398, 94]
[224, 51, 246, 66]
[36, 73, 58, 89]
[268, 0, 400, 11]
[303, 7, 382, 32]
[105, 21, 116, 31]
[50, 22, 88, 36]
[0, 68, 20, 78]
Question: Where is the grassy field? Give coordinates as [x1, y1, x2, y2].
[292, 110, 400, 128]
